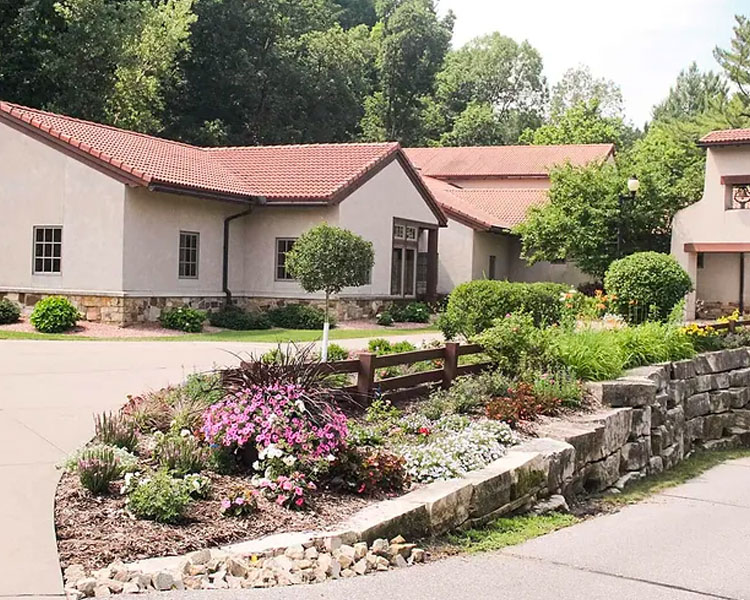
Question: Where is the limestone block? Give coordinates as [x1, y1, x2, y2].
[464, 452, 541, 519]
[626, 364, 670, 391]
[629, 407, 651, 440]
[398, 478, 474, 535]
[729, 368, 750, 388]
[593, 379, 656, 408]
[620, 438, 651, 471]
[671, 359, 696, 380]
[580, 452, 621, 493]
[709, 390, 732, 413]
[728, 388, 750, 409]
[517, 437, 575, 492]
[703, 414, 728, 440]
[734, 409, 750, 429]
[687, 417, 705, 441]
[685, 393, 711, 419]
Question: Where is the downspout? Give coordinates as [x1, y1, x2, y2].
[741, 253, 745, 316]
[223, 201, 262, 306]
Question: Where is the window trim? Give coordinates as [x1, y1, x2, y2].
[275, 237, 297, 281]
[178, 230, 200, 280]
[32, 225, 63, 275]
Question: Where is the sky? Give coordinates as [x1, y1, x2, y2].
[438, 0, 747, 127]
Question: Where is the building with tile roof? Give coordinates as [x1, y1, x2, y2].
[672, 128, 750, 319]
[404, 144, 614, 293]
[0, 102, 445, 324]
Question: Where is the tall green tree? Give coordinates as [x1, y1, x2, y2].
[426, 32, 546, 146]
[715, 14, 750, 114]
[333, 0, 377, 28]
[519, 99, 629, 148]
[550, 65, 623, 119]
[652, 62, 727, 122]
[360, 0, 453, 144]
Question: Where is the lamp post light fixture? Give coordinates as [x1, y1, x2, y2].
[617, 175, 639, 258]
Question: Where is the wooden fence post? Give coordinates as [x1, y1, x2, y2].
[443, 342, 459, 389]
[357, 352, 376, 397]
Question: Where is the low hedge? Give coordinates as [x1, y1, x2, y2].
[268, 304, 332, 330]
[439, 280, 569, 339]
[208, 306, 272, 330]
[159, 306, 206, 333]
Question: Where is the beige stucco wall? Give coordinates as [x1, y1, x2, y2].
[437, 219, 475, 294]
[671, 145, 750, 317]
[122, 187, 246, 295]
[338, 160, 440, 297]
[0, 120, 126, 294]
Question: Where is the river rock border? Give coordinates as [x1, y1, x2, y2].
[64, 348, 750, 597]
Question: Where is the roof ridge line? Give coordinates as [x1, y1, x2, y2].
[0, 100, 202, 152]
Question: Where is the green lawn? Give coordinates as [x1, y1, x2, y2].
[0, 325, 439, 343]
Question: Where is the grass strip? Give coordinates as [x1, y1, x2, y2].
[444, 512, 581, 553]
[0, 326, 438, 343]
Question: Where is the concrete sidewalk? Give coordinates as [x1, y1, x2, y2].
[136, 458, 750, 600]
[0, 333, 440, 600]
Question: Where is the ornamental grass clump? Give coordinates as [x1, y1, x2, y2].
[201, 381, 348, 477]
[154, 431, 208, 476]
[77, 446, 123, 495]
[94, 411, 138, 451]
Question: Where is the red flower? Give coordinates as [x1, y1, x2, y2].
[418, 426, 431, 436]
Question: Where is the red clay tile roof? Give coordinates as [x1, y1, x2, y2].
[0, 101, 413, 204]
[422, 176, 546, 231]
[699, 129, 750, 147]
[404, 144, 614, 179]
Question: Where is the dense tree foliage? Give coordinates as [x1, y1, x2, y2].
[651, 62, 727, 122]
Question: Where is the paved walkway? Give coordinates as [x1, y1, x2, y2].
[135, 458, 750, 600]
[0, 333, 441, 600]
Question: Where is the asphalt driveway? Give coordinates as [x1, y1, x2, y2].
[0, 333, 439, 600]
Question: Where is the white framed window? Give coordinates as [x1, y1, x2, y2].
[393, 223, 405, 240]
[405, 225, 418, 241]
[33, 226, 62, 274]
[276, 238, 297, 280]
[178, 231, 199, 279]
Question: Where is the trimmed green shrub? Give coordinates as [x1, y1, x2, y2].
[474, 313, 549, 376]
[29, 296, 80, 333]
[208, 306, 272, 330]
[376, 311, 394, 326]
[390, 301, 431, 323]
[159, 306, 206, 332]
[439, 280, 569, 338]
[126, 469, 191, 523]
[0, 298, 21, 324]
[324, 343, 349, 361]
[268, 304, 332, 330]
[604, 252, 692, 323]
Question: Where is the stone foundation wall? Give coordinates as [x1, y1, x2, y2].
[0, 291, 410, 326]
[696, 300, 739, 319]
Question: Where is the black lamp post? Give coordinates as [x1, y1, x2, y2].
[617, 176, 640, 257]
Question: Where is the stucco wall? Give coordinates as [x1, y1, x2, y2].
[338, 159, 440, 297]
[436, 219, 475, 295]
[671, 146, 750, 317]
[507, 238, 592, 286]
[122, 188, 246, 295]
[472, 230, 512, 281]
[0, 120, 126, 294]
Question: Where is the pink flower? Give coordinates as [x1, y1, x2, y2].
[220, 499, 231, 510]
[294, 497, 304, 507]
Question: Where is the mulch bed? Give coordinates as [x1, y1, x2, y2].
[55, 472, 373, 572]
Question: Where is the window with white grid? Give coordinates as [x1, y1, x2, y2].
[33, 226, 62, 274]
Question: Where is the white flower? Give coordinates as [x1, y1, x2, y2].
[295, 400, 306, 413]
[282, 455, 296, 467]
[258, 444, 284, 460]
[326, 454, 336, 462]
[180, 429, 191, 438]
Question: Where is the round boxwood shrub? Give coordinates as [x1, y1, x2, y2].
[158, 306, 206, 333]
[0, 298, 21, 324]
[208, 306, 272, 330]
[604, 252, 692, 323]
[29, 296, 81, 333]
[268, 304, 333, 330]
